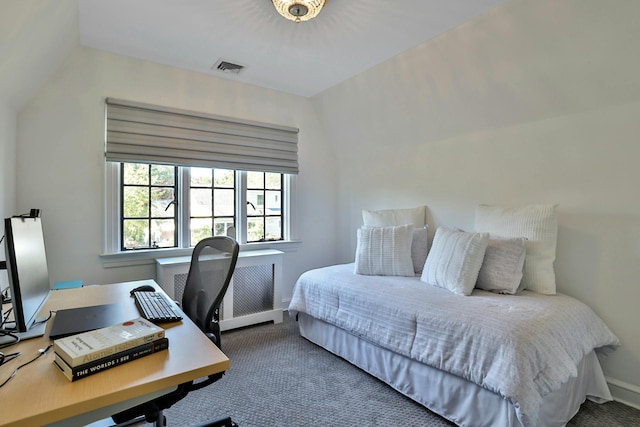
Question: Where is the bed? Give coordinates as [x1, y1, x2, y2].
[288, 205, 620, 427]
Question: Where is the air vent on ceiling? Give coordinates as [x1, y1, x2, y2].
[212, 59, 246, 75]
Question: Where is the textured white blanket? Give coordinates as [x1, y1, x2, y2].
[288, 263, 619, 427]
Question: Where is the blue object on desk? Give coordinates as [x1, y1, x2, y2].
[53, 280, 83, 290]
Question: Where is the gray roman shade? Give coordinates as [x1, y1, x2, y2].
[105, 98, 299, 174]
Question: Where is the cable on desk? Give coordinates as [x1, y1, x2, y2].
[0, 330, 19, 350]
[1, 287, 10, 304]
[0, 344, 53, 388]
[0, 307, 18, 349]
[0, 310, 52, 350]
[33, 310, 53, 326]
[0, 351, 20, 367]
[1, 306, 13, 328]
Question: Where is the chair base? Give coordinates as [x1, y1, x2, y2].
[192, 415, 237, 427]
[111, 412, 236, 427]
[111, 413, 165, 427]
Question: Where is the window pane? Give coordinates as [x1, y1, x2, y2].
[214, 169, 234, 188]
[123, 163, 149, 185]
[265, 173, 281, 190]
[123, 219, 148, 248]
[244, 171, 283, 243]
[151, 188, 175, 217]
[151, 219, 175, 248]
[214, 218, 234, 236]
[247, 171, 263, 188]
[191, 167, 212, 186]
[189, 167, 236, 246]
[247, 217, 264, 242]
[121, 162, 177, 251]
[265, 217, 282, 240]
[123, 187, 149, 217]
[265, 190, 281, 213]
[150, 165, 175, 185]
[190, 217, 212, 245]
[247, 190, 264, 214]
[191, 188, 212, 217]
[214, 189, 234, 216]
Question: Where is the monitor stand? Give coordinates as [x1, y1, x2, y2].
[0, 317, 47, 346]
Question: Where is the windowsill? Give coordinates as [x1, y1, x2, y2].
[100, 240, 302, 268]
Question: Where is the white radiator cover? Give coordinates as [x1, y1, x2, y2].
[155, 249, 283, 330]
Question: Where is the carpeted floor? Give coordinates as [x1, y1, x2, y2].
[140, 315, 640, 426]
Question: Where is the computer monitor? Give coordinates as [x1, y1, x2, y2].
[3, 215, 51, 335]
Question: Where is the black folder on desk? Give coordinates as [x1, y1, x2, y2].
[49, 303, 127, 340]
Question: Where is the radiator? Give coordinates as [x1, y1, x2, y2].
[155, 249, 283, 331]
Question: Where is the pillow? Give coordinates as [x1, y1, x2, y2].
[362, 206, 426, 227]
[354, 224, 415, 277]
[411, 227, 429, 274]
[420, 227, 489, 296]
[476, 237, 527, 294]
[475, 204, 558, 295]
[362, 206, 428, 273]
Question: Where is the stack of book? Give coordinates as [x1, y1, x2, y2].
[53, 317, 169, 381]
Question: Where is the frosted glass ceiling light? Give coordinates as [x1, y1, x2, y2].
[272, 0, 326, 23]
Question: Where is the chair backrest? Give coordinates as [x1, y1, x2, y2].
[181, 236, 239, 348]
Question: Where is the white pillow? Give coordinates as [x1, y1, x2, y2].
[421, 227, 490, 296]
[476, 237, 527, 294]
[362, 206, 426, 227]
[475, 204, 558, 295]
[362, 206, 428, 273]
[411, 227, 429, 274]
[355, 225, 415, 277]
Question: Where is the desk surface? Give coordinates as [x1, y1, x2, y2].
[0, 279, 230, 427]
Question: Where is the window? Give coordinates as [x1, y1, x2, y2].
[121, 163, 177, 250]
[190, 167, 235, 245]
[104, 98, 298, 255]
[246, 172, 283, 242]
[112, 162, 289, 252]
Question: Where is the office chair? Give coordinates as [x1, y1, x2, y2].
[112, 236, 240, 427]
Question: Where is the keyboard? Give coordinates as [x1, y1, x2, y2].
[132, 291, 183, 323]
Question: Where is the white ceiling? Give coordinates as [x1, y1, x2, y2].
[78, 0, 510, 98]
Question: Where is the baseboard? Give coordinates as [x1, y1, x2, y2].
[607, 377, 640, 410]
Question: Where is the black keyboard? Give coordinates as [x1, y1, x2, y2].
[132, 291, 183, 323]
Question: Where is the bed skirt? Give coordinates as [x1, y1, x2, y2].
[297, 312, 612, 427]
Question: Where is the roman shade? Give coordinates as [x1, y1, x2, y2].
[105, 98, 299, 174]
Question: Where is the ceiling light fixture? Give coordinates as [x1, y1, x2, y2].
[272, 0, 326, 23]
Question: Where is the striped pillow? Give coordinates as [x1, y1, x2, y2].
[421, 227, 490, 296]
[354, 224, 415, 277]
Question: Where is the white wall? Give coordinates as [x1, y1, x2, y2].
[0, 103, 17, 288]
[0, 0, 76, 289]
[0, 0, 77, 111]
[311, 0, 640, 407]
[16, 46, 339, 303]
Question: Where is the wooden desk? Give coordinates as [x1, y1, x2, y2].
[0, 280, 230, 427]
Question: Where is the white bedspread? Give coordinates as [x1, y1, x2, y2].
[288, 263, 620, 427]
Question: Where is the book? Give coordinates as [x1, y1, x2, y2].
[54, 337, 169, 381]
[53, 280, 83, 290]
[53, 317, 165, 367]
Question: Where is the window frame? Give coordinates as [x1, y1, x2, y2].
[246, 171, 284, 243]
[187, 167, 237, 247]
[120, 163, 179, 251]
[103, 163, 299, 264]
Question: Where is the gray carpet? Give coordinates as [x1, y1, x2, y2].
[145, 315, 639, 426]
